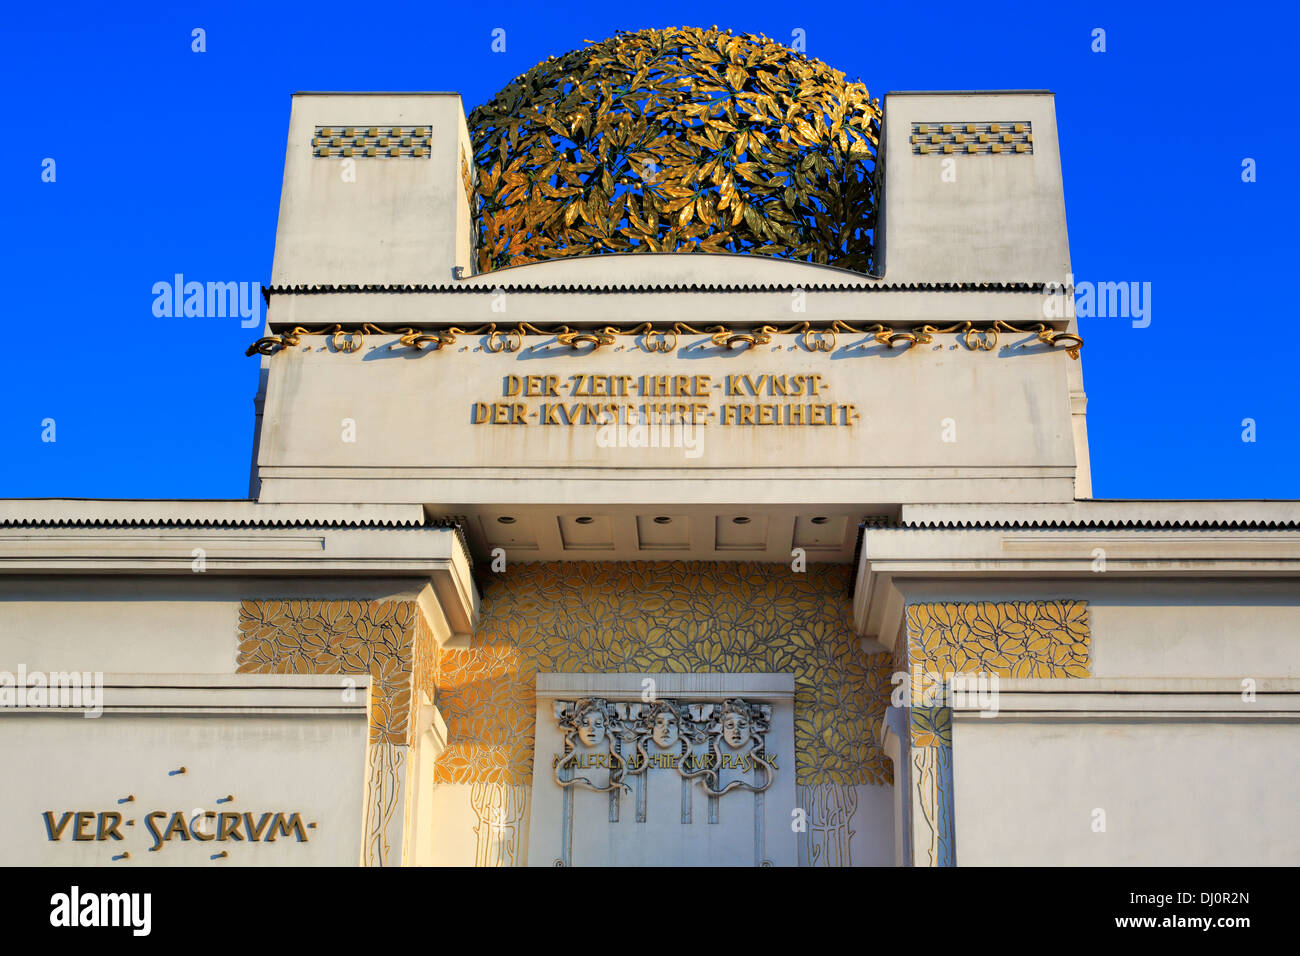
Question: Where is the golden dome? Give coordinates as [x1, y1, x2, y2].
[467, 26, 881, 274]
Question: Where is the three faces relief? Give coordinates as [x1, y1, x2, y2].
[554, 697, 776, 796]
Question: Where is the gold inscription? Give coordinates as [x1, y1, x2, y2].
[474, 371, 858, 427]
[550, 752, 779, 771]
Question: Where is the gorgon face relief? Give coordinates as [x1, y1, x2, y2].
[577, 708, 606, 747]
[721, 710, 751, 749]
[553, 697, 775, 796]
[652, 710, 679, 748]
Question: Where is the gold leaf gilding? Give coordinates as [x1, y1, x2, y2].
[436, 561, 893, 788]
[468, 27, 881, 273]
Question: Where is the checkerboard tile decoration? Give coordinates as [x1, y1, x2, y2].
[313, 125, 433, 158]
[911, 121, 1033, 155]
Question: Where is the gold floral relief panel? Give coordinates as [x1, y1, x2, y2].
[433, 561, 894, 788]
[905, 601, 1090, 679]
[410, 608, 437, 747]
[236, 599, 418, 746]
[899, 601, 1088, 867]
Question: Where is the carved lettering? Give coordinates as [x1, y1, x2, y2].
[474, 368, 851, 428]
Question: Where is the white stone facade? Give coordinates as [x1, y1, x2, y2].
[1, 90, 1295, 867]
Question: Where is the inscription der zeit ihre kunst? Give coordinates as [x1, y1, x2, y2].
[471, 373, 861, 427]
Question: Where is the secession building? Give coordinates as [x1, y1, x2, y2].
[2, 28, 1297, 866]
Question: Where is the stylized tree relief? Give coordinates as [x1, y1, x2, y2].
[236, 599, 424, 866]
[901, 601, 1091, 867]
[434, 562, 894, 788]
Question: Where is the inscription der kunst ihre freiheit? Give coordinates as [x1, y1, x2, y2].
[472, 373, 861, 427]
[553, 697, 777, 797]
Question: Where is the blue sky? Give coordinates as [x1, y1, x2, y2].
[2, 0, 1297, 499]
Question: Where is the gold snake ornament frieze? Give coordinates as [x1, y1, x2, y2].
[245, 319, 1082, 359]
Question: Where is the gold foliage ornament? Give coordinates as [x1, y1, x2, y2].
[236, 599, 426, 746]
[468, 26, 881, 273]
[435, 561, 894, 788]
[906, 601, 1091, 680]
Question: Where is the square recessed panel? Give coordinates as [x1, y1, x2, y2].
[481, 514, 538, 550]
[714, 515, 768, 550]
[558, 514, 614, 551]
[636, 514, 690, 550]
[793, 515, 849, 551]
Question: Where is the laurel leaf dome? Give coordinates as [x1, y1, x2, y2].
[467, 26, 881, 274]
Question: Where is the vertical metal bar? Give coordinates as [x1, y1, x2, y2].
[560, 764, 573, 866]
